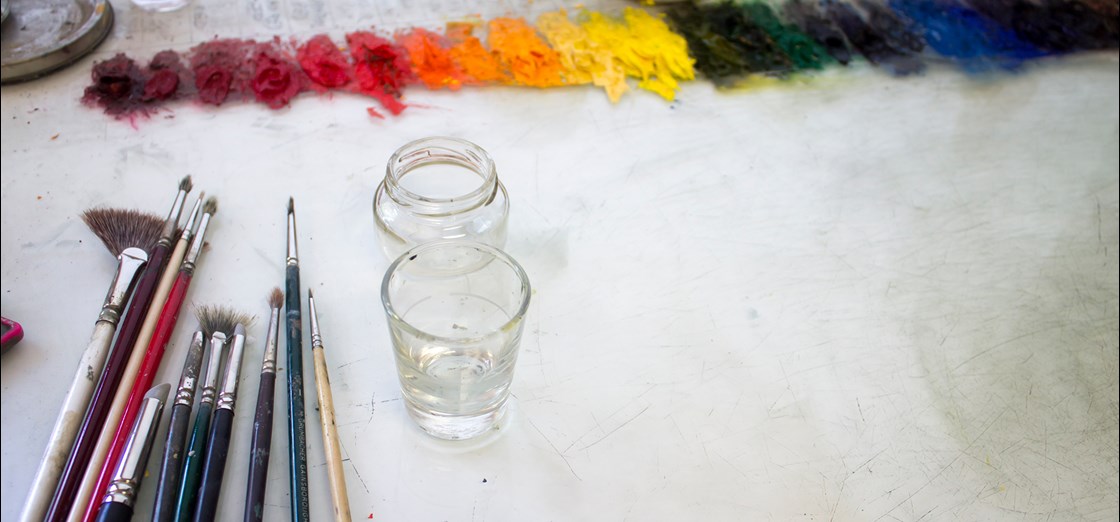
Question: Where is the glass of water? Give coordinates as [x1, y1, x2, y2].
[381, 240, 531, 440]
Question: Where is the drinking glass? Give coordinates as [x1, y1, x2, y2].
[381, 240, 530, 440]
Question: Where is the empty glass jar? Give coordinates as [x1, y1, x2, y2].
[373, 137, 510, 261]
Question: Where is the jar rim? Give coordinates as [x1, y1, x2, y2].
[385, 136, 497, 207]
[380, 240, 531, 344]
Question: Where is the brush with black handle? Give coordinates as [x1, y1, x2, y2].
[93, 383, 170, 522]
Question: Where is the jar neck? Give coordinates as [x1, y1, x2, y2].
[384, 139, 499, 216]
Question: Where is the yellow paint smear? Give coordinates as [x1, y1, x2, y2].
[537, 11, 629, 102]
[581, 8, 695, 101]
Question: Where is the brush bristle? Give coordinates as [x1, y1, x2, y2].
[179, 176, 193, 193]
[196, 305, 252, 339]
[269, 287, 284, 309]
[287, 197, 294, 214]
[203, 197, 218, 216]
[82, 208, 165, 256]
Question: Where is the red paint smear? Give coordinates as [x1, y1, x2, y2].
[190, 39, 252, 106]
[143, 51, 187, 102]
[366, 106, 385, 119]
[446, 22, 509, 84]
[346, 31, 414, 115]
[396, 28, 469, 90]
[251, 44, 306, 109]
[298, 35, 353, 91]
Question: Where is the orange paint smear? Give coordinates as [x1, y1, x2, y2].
[396, 28, 470, 90]
[447, 22, 510, 84]
[487, 17, 565, 88]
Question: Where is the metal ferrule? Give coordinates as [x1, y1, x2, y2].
[106, 390, 165, 506]
[181, 212, 212, 275]
[217, 324, 247, 411]
[199, 332, 227, 407]
[97, 248, 149, 325]
[286, 209, 299, 266]
[159, 189, 190, 247]
[179, 196, 204, 243]
[175, 331, 206, 407]
[262, 308, 280, 374]
[308, 295, 323, 350]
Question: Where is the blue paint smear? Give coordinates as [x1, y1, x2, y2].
[890, 0, 1046, 73]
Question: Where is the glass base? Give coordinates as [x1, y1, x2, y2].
[406, 402, 507, 441]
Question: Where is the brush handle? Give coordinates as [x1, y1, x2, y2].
[243, 371, 276, 522]
[314, 347, 352, 522]
[80, 273, 192, 522]
[21, 320, 119, 522]
[192, 408, 235, 522]
[152, 403, 192, 522]
[92, 501, 132, 522]
[46, 245, 170, 522]
[175, 402, 212, 522]
[286, 265, 311, 522]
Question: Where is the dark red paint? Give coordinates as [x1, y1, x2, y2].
[82, 54, 146, 116]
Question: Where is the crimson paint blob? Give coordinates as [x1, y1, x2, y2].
[298, 35, 353, 90]
[346, 31, 414, 115]
[251, 46, 305, 109]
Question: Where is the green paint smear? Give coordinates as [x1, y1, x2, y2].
[668, 3, 792, 85]
[740, 2, 834, 71]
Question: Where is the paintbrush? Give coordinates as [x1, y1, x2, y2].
[77, 198, 217, 522]
[91, 383, 170, 522]
[244, 288, 283, 522]
[46, 177, 193, 522]
[286, 197, 311, 522]
[309, 291, 353, 522]
[193, 319, 252, 522]
[151, 330, 206, 522]
[20, 209, 162, 522]
[173, 307, 241, 522]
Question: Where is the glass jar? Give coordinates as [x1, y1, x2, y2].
[373, 137, 509, 261]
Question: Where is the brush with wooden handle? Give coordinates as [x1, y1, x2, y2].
[309, 291, 352, 522]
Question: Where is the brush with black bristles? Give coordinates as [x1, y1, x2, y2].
[194, 312, 254, 522]
[46, 176, 193, 522]
[20, 209, 164, 522]
[174, 305, 249, 522]
[244, 288, 284, 522]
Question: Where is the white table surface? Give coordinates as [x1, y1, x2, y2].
[2, 1, 1118, 520]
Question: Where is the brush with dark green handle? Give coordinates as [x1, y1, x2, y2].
[286, 198, 311, 522]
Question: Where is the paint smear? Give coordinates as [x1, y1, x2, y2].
[580, 8, 695, 101]
[742, 3, 833, 71]
[487, 17, 565, 88]
[397, 28, 470, 90]
[346, 31, 414, 115]
[537, 11, 614, 95]
[190, 39, 252, 105]
[446, 22, 510, 85]
[783, 0, 854, 65]
[251, 43, 306, 109]
[298, 35, 353, 91]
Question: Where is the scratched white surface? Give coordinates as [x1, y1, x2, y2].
[2, 1, 1119, 521]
